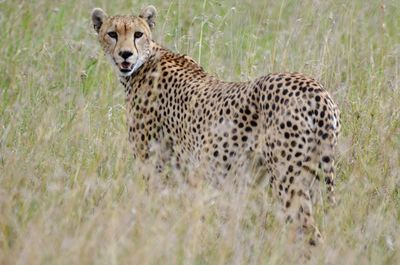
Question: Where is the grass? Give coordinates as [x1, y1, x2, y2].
[0, 0, 399, 264]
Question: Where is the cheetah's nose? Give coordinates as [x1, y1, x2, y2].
[119, 51, 133, 59]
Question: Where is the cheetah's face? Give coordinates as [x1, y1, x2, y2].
[91, 6, 157, 77]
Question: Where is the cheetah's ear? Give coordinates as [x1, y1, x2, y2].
[139, 5, 157, 29]
[91, 8, 108, 34]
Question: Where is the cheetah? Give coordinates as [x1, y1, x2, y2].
[91, 5, 340, 245]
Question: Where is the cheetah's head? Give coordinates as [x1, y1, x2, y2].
[91, 6, 157, 77]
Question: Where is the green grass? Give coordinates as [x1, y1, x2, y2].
[0, 0, 399, 264]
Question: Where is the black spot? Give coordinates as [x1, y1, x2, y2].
[284, 132, 290, 139]
[325, 177, 333, 185]
[322, 156, 330, 163]
[213, 151, 219, 157]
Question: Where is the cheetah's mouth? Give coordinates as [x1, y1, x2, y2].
[116, 58, 145, 77]
[119, 62, 133, 73]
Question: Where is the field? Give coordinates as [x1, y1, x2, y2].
[1, 0, 399, 264]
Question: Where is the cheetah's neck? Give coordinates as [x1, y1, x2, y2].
[120, 42, 211, 89]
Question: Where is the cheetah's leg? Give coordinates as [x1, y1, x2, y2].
[272, 163, 323, 246]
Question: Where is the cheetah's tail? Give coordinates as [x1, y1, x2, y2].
[317, 105, 340, 205]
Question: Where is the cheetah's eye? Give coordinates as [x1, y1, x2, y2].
[107, 31, 118, 39]
[134, 31, 143, 39]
